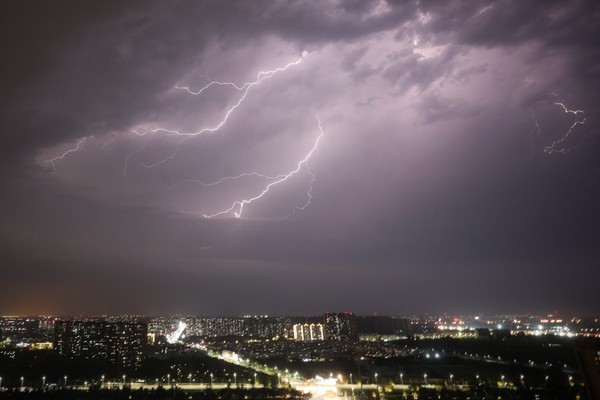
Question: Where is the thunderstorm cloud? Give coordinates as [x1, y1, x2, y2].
[1, 0, 599, 315]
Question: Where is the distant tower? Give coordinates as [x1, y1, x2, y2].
[324, 312, 358, 342]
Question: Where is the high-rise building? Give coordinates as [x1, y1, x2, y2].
[293, 323, 325, 341]
[177, 316, 287, 339]
[54, 320, 147, 371]
[324, 312, 358, 342]
[355, 315, 411, 335]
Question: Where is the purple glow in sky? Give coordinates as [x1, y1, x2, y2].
[1, 0, 599, 316]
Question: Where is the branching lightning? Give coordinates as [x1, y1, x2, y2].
[202, 116, 324, 219]
[124, 52, 307, 173]
[554, 102, 585, 115]
[101, 135, 117, 149]
[139, 146, 182, 169]
[544, 102, 586, 155]
[286, 163, 317, 217]
[133, 51, 307, 139]
[123, 139, 148, 176]
[168, 171, 288, 192]
[544, 118, 587, 154]
[43, 52, 323, 219]
[45, 137, 87, 173]
[526, 111, 541, 161]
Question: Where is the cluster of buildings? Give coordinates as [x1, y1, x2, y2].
[53, 320, 147, 372]
[1, 313, 402, 373]
[2, 313, 598, 376]
[148, 313, 410, 343]
[423, 314, 600, 338]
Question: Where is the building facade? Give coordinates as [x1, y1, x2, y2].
[324, 312, 359, 342]
[292, 323, 325, 341]
[54, 320, 147, 371]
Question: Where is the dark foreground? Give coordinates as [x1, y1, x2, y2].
[0, 386, 589, 400]
[0, 387, 308, 400]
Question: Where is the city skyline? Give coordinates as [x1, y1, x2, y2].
[2, 312, 594, 399]
[1, 1, 599, 316]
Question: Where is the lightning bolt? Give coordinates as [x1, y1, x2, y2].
[139, 146, 182, 169]
[123, 139, 148, 176]
[544, 118, 586, 154]
[44, 137, 87, 173]
[43, 53, 323, 220]
[124, 52, 307, 173]
[285, 163, 317, 217]
[134, 51, 307, 139]
[544, 102, 586, 155]
[168, 172, 288, 192]
[101, 135, 117, 149]
[554, 102, 585, 115]
[202, 116, 324, 219]
[525, 111, 541, 161]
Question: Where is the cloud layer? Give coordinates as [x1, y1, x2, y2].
[1, 0, 599, 315]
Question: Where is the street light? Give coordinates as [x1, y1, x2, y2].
[210, 373, 213, 388]
[254, 373, 257, 386]
[0, 376, 3, 390]
[424, 374, 428, 385]
[101, 375, 105, 387]
[449, 374, 453, 385]
[189, 374, 192, 385]
[234, 372, 237, 388]
[374, 373, 378, 385]
[42, 376, 46, 388]
[21, 377, 24, 388]
[400, 373, 403, 385]
[64, 376, 68, 386]
[123, 375, 126, 385]
[167, 374, 170, 386]
[501, 375, 505, 386]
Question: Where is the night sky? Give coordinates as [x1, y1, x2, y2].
[1, 1, 599, 316]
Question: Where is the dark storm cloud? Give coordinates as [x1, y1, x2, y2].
[0, 0, 414, 161]
[1, 0, 599, 315]
[416, 0, 600, 95]
[2, 0, 598, 158]
[419, 0, 599, 48]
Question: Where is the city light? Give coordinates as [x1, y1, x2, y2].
[0, 311, 597, 398]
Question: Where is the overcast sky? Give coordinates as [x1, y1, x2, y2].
[1, 0, 599, 316]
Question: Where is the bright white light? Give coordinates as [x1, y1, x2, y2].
[166, 321, 187, 344]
